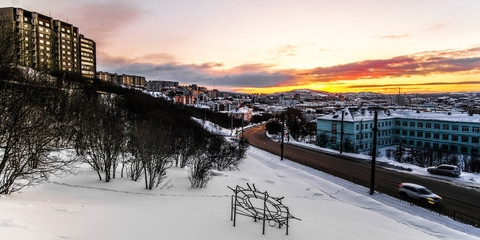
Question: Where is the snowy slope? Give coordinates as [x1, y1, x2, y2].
[1, 146, 479, 239]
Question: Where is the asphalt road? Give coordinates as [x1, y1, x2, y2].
[243, 125, 480, 225]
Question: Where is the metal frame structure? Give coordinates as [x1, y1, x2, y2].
[228, 183, 300, 235]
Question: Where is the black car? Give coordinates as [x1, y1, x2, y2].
[427, 164, 461, 177]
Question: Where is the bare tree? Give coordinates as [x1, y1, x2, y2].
[188, 151, 213, 188]
[74, 94, 125, 182]
[129, 120, 173, 189]
[0, 72, 74, 194]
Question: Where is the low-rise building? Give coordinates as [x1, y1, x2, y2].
[317, 108, 480, 155]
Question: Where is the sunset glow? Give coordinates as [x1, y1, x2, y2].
[4, 0, 480, 94]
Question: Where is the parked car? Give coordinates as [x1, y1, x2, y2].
[427, 164, 461, 177]
[398, 183, 442, 205]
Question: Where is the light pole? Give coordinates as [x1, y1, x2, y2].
[281, 111, 285, 160]
[370, 110, 378, 195]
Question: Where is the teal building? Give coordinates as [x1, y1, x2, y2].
[317, 108, 480, 155]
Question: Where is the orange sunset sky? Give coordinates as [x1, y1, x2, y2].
[3, 0, 480, 94]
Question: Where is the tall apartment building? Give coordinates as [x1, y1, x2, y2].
[0, 7, 96, 78]
[317, 108, 480, 155]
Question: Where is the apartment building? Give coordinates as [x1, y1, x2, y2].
[96, 71, 146, 88]
[0, 7, 96, 78]
[146, 80, 179, 92]
[317, 108, 480, 155]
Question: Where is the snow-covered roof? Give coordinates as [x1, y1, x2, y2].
[318, 108, 480, 123]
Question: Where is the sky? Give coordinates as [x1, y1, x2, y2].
[3, 0, 480, 94]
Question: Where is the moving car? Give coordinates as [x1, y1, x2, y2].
[398, 183, 442, 205]
[427, 164, 461, 177]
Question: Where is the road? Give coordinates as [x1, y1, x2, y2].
[243, 125, 480, 225]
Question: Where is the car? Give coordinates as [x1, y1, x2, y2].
[427, 164, 461, 177]
[398, 183, 442, 205]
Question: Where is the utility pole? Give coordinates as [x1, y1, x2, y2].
[370, 110, 378, 195]
[281, 111, 285, 160]
[340, 110, 345, 154]
[241, 112, 244, 138]
[230, 111, 234, 136]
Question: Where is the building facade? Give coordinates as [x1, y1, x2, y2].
[317, 108, 480, 155]
[0, 7, 96, 78]
[146, 80, 179, 91]
[96, 71, 145, 88]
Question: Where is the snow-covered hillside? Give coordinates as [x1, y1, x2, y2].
[1, 145, 479, 239]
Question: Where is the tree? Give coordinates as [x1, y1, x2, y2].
[128, 120, 173, 189]
[266, 120, 282, 135]
[74, 94, 125, 182]
[0, 71, 74, 194]
[317, 133, 329, 147]
[188, 150, 213, 188]
[0, 16, 19, 80]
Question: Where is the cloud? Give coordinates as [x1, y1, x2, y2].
[346, 81, 480, 89]
[299, 47, 480, 83]
[98, 46, 480, 92]
[58, 1, 144, 44]
[97, 51, 177, 66]
[100, 63, 292, 88]
[376, 33, 410, 39]
[426, 23, 449, 31]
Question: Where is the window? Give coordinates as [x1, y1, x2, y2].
[417, 132, 423, 137]
[472, 137, 479, 144]
[426, 123, 431, 128]
[403, 121, 407, 126]
[356, 135, 359, 140]
[473, 127, 479, 133]
[364, 133, 368, 139]
[451, 146, 458, 152]
[410, 122, 415, 127]
[364, 124, 367, 129]
[356, 125, 359, 130]
[395, 130, 400, 134]
[443, 125, 449, 130]
[472, 148, 478, 155]
[425, 132, 431, 138]
[402, 130, 407, 136]
[370, 123, 373, 128]
[462, 136, 469, 143]
[461, 147, 468, 153]
[441, 145, 449, 151]
[462, 126, 469, 132]
[434, 133, 439, 139]
[434, 124, 440, 129]
[409, 140, 414, 145]
[410, 131, 415, 136]
[442, 134, 449, 140]
[395, 121, 400, 126]
[417, 122, 423, 128]
[452, 125, 458, 131]
[417, 141, 422, 147]
[452, 135, 458, 141]
[370, 132, 372, 138]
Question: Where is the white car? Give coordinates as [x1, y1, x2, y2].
[398, 183, 442, 205]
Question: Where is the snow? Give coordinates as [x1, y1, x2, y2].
[1, 122, 480, 239]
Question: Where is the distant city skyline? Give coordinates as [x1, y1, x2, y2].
[3, 0, 480, 94]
